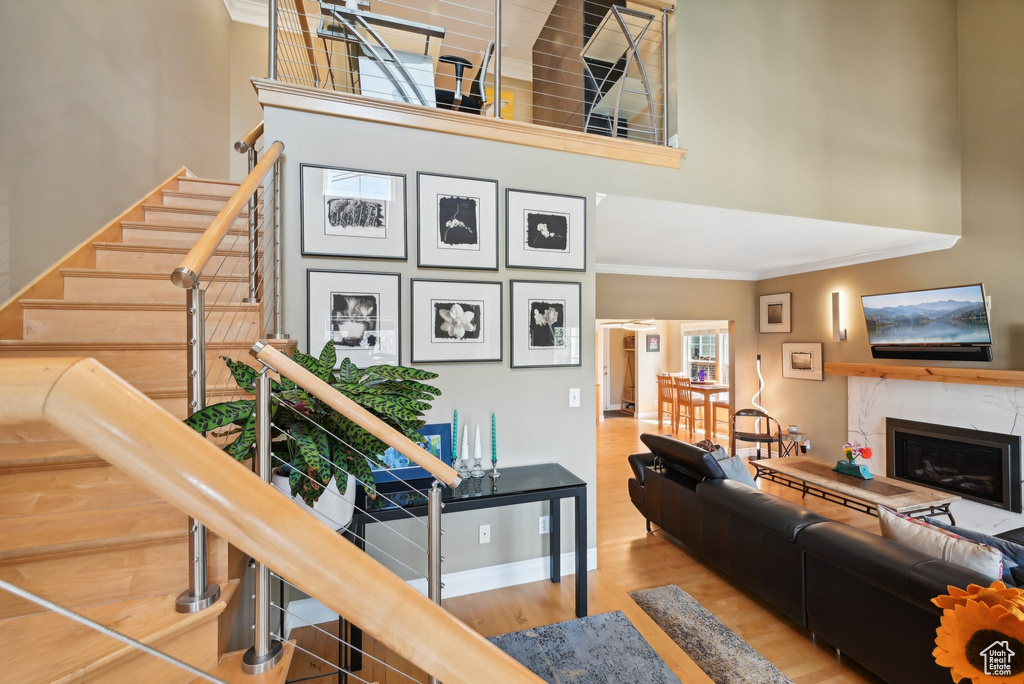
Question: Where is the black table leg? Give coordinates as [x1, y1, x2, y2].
[550, 497, 561, 583]
[575, 492, 587, 617]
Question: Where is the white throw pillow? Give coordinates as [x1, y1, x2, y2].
[878, 507, 1003, 580]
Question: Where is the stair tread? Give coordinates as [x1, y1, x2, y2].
[0, 502, 191, 561]
[143, 203, 252, 217]
[0, 338, 250, 349]
[93, 241, 249, 255]
[61, 267, 247, 282]
[18, 299, 259, 311]
[177, 176, 243, 187]
[210, 640, 296, 684]
[120, 220, 251, 236]
[0, 580, 237, 684]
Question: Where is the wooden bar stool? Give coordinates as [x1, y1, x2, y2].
[711, 393, 730, 442]
[656, 374, 676, 432]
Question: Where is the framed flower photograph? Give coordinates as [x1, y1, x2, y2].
[300, 164, 407, 259]
[782, 342, 823, 380]
[506, 189, 587, 271]
[410, 279, 502, 363]
[759, 292, 792, 333]
[417, 173, 498, 270]
[307, 269, 401, 368]
[510, 280, 582, 368]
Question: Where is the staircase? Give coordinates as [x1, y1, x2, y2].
[0, 170, 284, 682]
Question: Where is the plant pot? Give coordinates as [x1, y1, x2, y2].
[272, 469, 356, 531]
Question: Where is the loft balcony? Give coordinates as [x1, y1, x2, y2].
[262, 0, 684, 167]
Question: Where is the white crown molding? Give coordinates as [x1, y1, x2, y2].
[223, 0, 269, 27]
[596, 262, 758, 281]
[281, 549, 598, 637]
[753, 234, 961, 280]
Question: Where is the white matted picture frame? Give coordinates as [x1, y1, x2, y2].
[410, 279, 503, 363]
[759, 292, 792, 333]
[506, 189, 586, 271]
[417, 173, 498, 270]
[510, 280, 582, 368]
[300, 164, 407, 259]
[782, 342, 823, 380]
[307, 269, 401, 368]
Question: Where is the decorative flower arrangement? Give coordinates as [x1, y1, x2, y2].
[842, 441, 873, 463]
[932, 581, 1024, 681]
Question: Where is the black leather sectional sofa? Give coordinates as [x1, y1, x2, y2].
[628, 433, 986, 684]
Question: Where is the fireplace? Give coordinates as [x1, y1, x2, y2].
[887, 418, 1022, 513]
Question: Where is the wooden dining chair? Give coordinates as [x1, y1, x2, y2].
[711, 393, 730, 442]
[656, 374, 676, 431]
[671, 376, 700, 439]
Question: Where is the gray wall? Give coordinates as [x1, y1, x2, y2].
[0, 0, 238, 298]
[230, 22, 270, 182]
[265, 106, 597, 577]
[754, 0, 1024, 459]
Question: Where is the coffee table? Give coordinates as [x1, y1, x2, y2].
[752, 456, 960, 523]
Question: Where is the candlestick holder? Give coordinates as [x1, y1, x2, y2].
[470, 455, 486, 479]
[490, 459, 500, 480]
[458, 459, 471, 480]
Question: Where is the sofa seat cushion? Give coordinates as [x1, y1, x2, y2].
[879, 507, 1003, 581]
[799, 522, 991, 605]
[697, 479, 828, 541]
[640, 433, 727, 481]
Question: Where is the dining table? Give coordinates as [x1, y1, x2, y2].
[687, 381, 729, 441]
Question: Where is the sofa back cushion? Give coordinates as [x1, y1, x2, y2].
[639, 433, 727, 481]
[698, 479, 828, 541]
[627, 452, 656, 484]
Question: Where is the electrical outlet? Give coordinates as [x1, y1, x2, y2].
[539, 515, 550, 535]
[479, 524, 491, 544]
[568, 388, 580, 407]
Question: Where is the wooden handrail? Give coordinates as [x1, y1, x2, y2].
[251, 341, 462, 488]
[234, 121, 265, 154]
[170, 141, 284, 288]
[1, 357, 540, 684]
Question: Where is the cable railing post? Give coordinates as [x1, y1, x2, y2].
[493, 0, 502, 119]
[176, 283, 221, 614]
[268, 0, 279, 80]
[661, 7, 672, 146]
[243, 367, 285, 674]
[267, 157, 288, 339]
[427, 479, 444, 684]
[245, 147, 259, 304]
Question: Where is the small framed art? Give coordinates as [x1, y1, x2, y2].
[759, 292, 792, 333]
[300, 164, 407, 259]
[417, 173, 498, 270]
[782, 342, 823, 380]
[646, 334, 661, 352]
[410, 279, 503, 363]
[506, 189, 586, 271]
[307, 269, 400, 368]
[371, 422, 452, 484]
[510, 280, 582, 368]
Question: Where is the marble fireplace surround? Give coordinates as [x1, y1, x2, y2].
[846, 374, 1024, 533]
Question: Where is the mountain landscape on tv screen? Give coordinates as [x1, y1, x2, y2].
[864, 297, 990, 344]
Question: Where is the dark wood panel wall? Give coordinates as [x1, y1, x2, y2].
[532, 0, 586, 130]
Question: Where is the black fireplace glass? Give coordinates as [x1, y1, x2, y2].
[894, 432, 1004, 505]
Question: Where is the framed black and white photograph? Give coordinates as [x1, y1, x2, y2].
[759, 292, 792, 333]
[308, 269, 400, 368]
[417, 173, 498, 270]
[782, 342, 823, 380]
[411, 279, 502, 363]
[510, 280, 582, 368]
[301, 164, 407, 259]
[506, 189, 586, 271]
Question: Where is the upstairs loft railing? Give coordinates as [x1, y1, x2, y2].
[269, 0, 674, 147]
[0, 356, 537, 683]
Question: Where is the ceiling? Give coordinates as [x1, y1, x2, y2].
[595, 195, 960, 281]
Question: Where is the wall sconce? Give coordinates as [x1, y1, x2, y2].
[831, 292, 847, 342]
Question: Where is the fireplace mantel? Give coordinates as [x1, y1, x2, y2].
[825, 363, 1024, 388]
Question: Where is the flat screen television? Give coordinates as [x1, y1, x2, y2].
[861, 284, 993, 361]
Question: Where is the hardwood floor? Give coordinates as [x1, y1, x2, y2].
[287, 416, 884, 683]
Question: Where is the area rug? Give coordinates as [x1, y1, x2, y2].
[489, 610, 681, 683]
[629, 584, 793, 684]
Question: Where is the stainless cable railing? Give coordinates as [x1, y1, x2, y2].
[269, 0, 672, 146]
[169, 127, 285, 616]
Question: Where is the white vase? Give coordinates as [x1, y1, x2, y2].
[272, 470, 356, 532]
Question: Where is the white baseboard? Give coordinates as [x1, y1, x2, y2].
[282, 548, 599, 638]
[606, 403, 622, 410]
